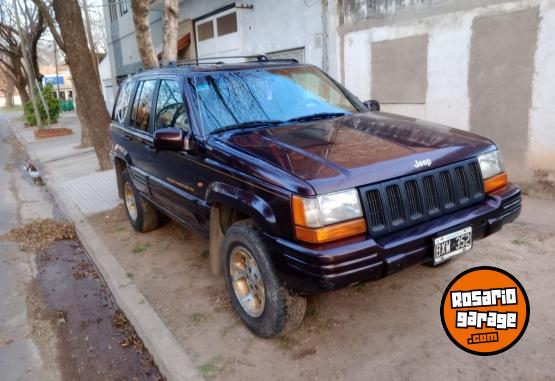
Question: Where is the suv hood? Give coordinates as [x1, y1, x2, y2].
[221, 112, 496, 194]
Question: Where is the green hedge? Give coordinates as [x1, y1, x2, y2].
[24, 84, 61, 126]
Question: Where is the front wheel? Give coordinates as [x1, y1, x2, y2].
[222, 220, 306, 337]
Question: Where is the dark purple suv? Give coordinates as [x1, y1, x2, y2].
[110, 57, 521, 337]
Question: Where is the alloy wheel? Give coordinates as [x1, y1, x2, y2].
[229, 246, 266, 317]
[124, 182, 138, 221]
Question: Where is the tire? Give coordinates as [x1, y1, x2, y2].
[222, 220, 306, 338]
[122, 168, 160, 232]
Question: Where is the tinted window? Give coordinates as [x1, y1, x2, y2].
[216, 12, 237, 36]
[130, 80, 156, 133]
[113, 80, 132, 124]
[154, 80, 189, 132]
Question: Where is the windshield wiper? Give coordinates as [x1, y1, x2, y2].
[286, 112, 347, 123]
[209, 120, 284, 135]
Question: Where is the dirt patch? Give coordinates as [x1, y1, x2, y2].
[28, 239, 164, 381]
[34, 127, 73, 139]
[1, 219, 76, 251]
[89, 206, 555, 380]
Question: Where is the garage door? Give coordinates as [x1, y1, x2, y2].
[195, 8, 240, 59]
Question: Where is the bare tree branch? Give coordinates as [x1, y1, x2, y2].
[31, 0, 65, 52]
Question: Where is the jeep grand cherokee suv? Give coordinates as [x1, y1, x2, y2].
[110, 56, 521, 337]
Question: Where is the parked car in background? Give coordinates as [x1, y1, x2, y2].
[110, 56, 521, 337]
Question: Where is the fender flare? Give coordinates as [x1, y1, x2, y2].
[205, 182, 278, 234]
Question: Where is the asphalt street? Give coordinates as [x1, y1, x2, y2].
[0, 115, 59, 381]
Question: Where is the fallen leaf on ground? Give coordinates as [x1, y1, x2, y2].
[0, 219, 77, 251]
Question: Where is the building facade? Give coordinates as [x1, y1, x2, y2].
[99, 55, 115, 112]
[41, 64, 74, 101]
[104, 0, 555, 196]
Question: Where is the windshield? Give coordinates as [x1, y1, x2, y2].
[187, 66, 360, 135]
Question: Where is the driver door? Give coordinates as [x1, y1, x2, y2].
[148, 78, 202, 231]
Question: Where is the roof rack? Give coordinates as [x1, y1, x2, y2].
[171, 54, 298, 67]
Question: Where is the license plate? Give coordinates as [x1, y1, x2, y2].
[433, 227, 472, 265]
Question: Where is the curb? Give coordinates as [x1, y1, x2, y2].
[9, 118, 201, 381]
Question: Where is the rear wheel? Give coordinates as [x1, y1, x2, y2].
[222, 220, 306, 337]
[122, 169, 160, 232]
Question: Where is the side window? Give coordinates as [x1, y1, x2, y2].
[154, 80, 189, 132]
[130, 80, 156, 133]
[113, 80, 132, 124]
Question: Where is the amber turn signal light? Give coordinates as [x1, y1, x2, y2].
[294, 218, 367, 244]
[484, 172, 508, 193]
[291, 195, 311, 227]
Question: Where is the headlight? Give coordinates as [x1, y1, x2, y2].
[478, 150, 504, 179]
[478, 150, 508, 193]
[292, 189, 366, 243]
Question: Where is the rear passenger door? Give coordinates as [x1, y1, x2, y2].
[149, 78, 202, 230]
[124, 79, 157, 194]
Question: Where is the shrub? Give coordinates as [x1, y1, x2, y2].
[24, 84, 61, 126]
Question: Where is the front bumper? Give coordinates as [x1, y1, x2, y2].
[265, 183, 521, 294]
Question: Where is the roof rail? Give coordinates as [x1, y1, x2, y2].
[173, 54, 298, 66]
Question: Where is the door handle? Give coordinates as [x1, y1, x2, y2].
[145, 144, 157, 152]
[121, 134, 132, 141]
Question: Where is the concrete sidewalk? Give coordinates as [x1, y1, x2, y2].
[12, 112, 119, 216]
[9, 114, 200, 381]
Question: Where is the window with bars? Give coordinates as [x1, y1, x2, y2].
[109, 0, 117, 22]
[120, 0, 128, 16]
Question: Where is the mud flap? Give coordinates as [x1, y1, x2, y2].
[209, 206, 224, 276]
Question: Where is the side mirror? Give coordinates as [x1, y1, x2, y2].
[363, 100, 380, 112]
[153, 127, 192, 152]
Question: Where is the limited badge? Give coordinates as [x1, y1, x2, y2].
[440, 266, 530, 355]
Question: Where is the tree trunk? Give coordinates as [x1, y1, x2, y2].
[68, 69, 93, 148]
[5, 81, 14, 107]
[15, 82, 29, 104]
[162, 0, 179, 65]
[131, 0, 159, 68]
[51, 0, 112, 170]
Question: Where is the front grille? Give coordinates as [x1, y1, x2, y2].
[366, 189, 386, 229]
[405, 180, 423, 219]
[386, 185, 405, 226]
[360, 159, 485, 236]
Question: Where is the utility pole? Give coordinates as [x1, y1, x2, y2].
[35, 78, 51, 126]
[53, 41, 60, 97]
[12, 0, 43, 128]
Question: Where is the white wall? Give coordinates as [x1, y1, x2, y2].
[237, 0, 323, 66]
[342, 8, 474, 130]
[338, 0, 555, 183]
[99, 56, 114, 112]
[528, 1, 555, 171]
